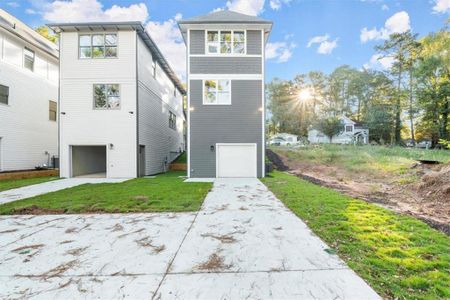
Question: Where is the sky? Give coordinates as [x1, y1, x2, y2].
[1, 0, 449, 82]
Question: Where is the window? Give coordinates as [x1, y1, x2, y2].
[93, 84, 120, 109]
[0, 85, 8, 105]
[203, 80, 231, 105]
[79, 34, 117, 59]
[151, 59, 156, 78]
[173, 85, 177, 97]
[169, 111, 176, 130]
[345, 125, 353, 132]
[24, 48, 35, 71]
[49, 100, 57, 121]
[206, 31, 246, 54]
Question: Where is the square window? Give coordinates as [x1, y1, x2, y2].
[105, 34, 117, 46]
[24, 48, 35, 71]
[105, 46, 117, 57]
[92, 35, 104, 46]
[79, 35, 91, 47]
[79, 47, 92, 58]
[79, 34, 117, 59]
[203, 80, 231, 105]
[0, 84, 9, 105]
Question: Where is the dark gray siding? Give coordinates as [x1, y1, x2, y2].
[190, 80, 263, 177]
[247, 30, 262, 55]
[190, 57, 262, 74]
[190, 30, 205, 54]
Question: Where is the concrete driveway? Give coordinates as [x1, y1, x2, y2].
[0, 178, 380, 299]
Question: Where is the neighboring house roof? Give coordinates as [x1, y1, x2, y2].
[0, 9, 59, 59]
[48, 21, 186, 95]
[178, 10, 272, 25]
[178, 10, 273, 45]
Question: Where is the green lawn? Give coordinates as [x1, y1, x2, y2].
[0, 171, 212, 215]
[274, 144, 450, 177]
[262, 171, 450, 300]
[0, 176, 59, 192]
[173, 152, 187, 164]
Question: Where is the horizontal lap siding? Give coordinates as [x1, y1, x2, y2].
[190, 30, 205, 55]
[137, 37, 185, 175]
[189, 80, 263, 177]
[246, 30, 262, 55]
[190, 57, 262, 74]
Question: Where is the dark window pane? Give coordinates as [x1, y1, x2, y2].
[79, 35, 91, 47]
[105, 34, 117, 46]
[79, 47, 91, 58]
[92, 46, 105, 58]
[94, 84, 107, 108]
[105, 46, 117, 57]
[0, 85, 8, 105]
[92, 35, 104, 46]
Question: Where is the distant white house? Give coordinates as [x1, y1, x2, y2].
[0, 9, 59, 172]
[308, 116, 369, 144]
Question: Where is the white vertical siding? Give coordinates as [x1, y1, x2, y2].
[0, 28, 58, 171]
[59, 30, 137, 178]
[137, 36, 185, 175]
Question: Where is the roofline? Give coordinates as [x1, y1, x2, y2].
[0, 11, 59, 59]
[48, 21, 186, 95]
[178, 20, 273, 25]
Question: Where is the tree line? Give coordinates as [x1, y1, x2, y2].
[267, 22, 449, 147]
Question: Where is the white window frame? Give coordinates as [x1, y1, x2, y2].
[79, 33, 118, 59]
[205, 30, 247, 55]
[169, 111, 177, 130]
[202, 79, 232, 105]
[93, 84, 121, 110]
[345, 125, 353, 132]
[23, 47, 35, 72]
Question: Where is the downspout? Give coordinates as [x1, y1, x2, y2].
[135, 31, 140, 177]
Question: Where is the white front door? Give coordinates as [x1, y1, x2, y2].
[216, 143, 257, 178]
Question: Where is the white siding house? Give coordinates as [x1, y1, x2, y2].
[308, 116, 369, 144]
[50, 22, 185, 178]
[0, 9, 59, 172]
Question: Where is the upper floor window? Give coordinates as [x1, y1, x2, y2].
[93, 84, 120, 109]
[169, 111, 177, 130]
[0, 85, 9, 105]
[203, 80, 231, 105]
[173, 85, 177, 97]
[49, 100, 57, 121]
[206, 31, 246, 55]
[79, 34, 117, 59]
[345, 125, 353, 132]
[152, 59, 156, 78]
[24, 48, 35, 71]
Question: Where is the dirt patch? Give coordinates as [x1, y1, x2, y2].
[110, 223, 124, 232]
[201, 233, 237, 244]
[66, 247, 89, 256]
[132, 195, 149, 201]
[37, 260, 79, 279]
[12, 244, 45, 253]
[266, 149, 289, 171]
[196, 252, 232, 271]
[269, 150, 450, 235]
[11, 205, 65, 215]
[134, 236, 166, 254]
[0, 228, 18, 234]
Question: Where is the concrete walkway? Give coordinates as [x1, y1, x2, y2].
[0, 177, 129, 204]
[0, 178, 380, 299]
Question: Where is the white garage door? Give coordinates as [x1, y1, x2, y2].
[216, 143, 257, 178]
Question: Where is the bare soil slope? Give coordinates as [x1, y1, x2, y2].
[268, 148, 450, 235]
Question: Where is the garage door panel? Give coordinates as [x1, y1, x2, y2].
[217, 144, 257, 178]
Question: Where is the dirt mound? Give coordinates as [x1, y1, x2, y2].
[266, 149, 289, 171]
[12, 205, 66, 215]
[418, 164, 450, 201]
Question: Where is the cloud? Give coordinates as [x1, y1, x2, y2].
[363, 53, 395, 70]
[360, 11, 410, 43]
[307, 34, 338, 54]
[269, 0, 291, 10]
[381, 4, 389, 10]
[432, 0, 450, 14]
[25, 8, 37, 14]
[225, 0, 265, 16]
[266, 41, 296, 63]
[7, 2, 20, 8]
[41, 0, 148, 23]
[146, 15, 186, 80]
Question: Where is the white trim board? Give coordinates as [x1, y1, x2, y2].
[188, 74, 262, 80]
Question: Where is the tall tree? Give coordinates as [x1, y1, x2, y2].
[376, 31, 418, 144]
[35, 26, 57, 43]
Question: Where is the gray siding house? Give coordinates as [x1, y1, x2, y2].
[178, 11, 272, 178]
